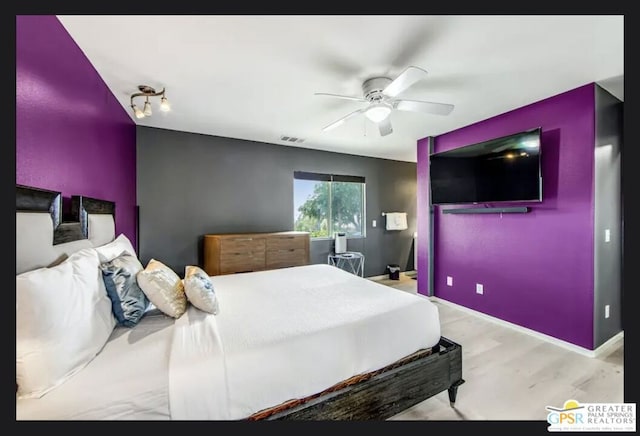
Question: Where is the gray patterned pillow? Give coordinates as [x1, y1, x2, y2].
[100, 251, 149, 327]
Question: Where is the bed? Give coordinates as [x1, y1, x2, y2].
[16, 184, 464, 420]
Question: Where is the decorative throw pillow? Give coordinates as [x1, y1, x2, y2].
[100, 251, 149, 327]
[184, 265, 219, 314]
[137, 259, 187, 318]
[94, 234, 137, 263]
[16, 247, 116, 399]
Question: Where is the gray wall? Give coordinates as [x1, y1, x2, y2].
[136, 127, 417, 277]
[593, 84, 623, 348]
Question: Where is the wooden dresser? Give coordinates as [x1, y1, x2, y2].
[203, 231, 310, 276]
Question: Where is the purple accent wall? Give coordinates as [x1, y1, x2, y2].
[16, 16, 137, 247]
[417, 84, 596, 349]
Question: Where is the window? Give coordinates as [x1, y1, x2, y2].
[293, 172, 365, 239]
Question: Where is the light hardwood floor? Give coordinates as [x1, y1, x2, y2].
[372, 278, 625, 421]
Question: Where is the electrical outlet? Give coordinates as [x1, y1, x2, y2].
[446, 276, 453, 286]
[605, 305, 610, 319]
[476, 283, 484, 295]
[372, 220, 376, 228]
[605, 229, 611, 242]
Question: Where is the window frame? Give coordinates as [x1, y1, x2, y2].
[293, 171, 366, 240]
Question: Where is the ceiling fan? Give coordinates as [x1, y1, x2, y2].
[315, 66, 454, 137]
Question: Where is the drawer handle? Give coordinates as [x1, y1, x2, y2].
[235, 238, 253, 241]
[289, 249, 296, 252]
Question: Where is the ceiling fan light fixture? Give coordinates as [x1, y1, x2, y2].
[365, 104, 392, 123]
[315, 65, 455, 136]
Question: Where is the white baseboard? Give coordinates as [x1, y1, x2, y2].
[430, 297, 624, 358]
[593, 331, 626, 357]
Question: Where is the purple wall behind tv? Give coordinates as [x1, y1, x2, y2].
[417, 83, 596, 349]
[16, 16, 137, 248]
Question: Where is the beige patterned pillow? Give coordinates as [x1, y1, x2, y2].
[136, 259, 187, 318]
[184, 265, 219, 314]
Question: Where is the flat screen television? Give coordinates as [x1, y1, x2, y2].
[430, 127, 542, 205]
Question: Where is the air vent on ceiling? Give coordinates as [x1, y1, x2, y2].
[280, 135, 305, 143]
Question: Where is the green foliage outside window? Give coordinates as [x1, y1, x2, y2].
[294, 180, 364, 238]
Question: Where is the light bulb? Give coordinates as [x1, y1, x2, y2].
[143, 99, 152, 116]
[160, 96, 171, 112]
[132, 105, 145, 119]
[365, 104, 391, 123]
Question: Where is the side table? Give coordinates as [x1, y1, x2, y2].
[328, 252, 365, 277]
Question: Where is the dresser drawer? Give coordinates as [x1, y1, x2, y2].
[204, 231, 309, 276]
[266, 248, 308, 269]
[220, 252, 266, 274]
[266, 235, 306, 251]
[220, 237, 266, 255]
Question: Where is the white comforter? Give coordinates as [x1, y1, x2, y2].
[16, 309, 173, 420]
[169, 264, 440, 420]
[17, 264, 440, 420]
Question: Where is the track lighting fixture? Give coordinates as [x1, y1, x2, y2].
[130, 85, 170, 119]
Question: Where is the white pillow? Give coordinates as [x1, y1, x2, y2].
[137, 259, 187, 319]
[16, 247, 116, 399]
[94, 234, 137, 263]
[184, 265, 219, 314]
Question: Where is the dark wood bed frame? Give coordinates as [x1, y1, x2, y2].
[16, 184, 464, 420]
[261, 337, 464, 420]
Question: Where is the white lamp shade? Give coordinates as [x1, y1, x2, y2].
[365, 104, 391, 123]
[160, 96, 171, 112]
[132, 105, 145, 119]
[143, 101, 152, 116]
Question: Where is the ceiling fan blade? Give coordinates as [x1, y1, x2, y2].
[378, 117, 393, 136]
[314, 93, 367, 102]
[382, 66, 429, 98]
[322, 108, 366, 131]
[314, 47, 362, 76]
[387, 16, 452, 71]
[394, 99, 454, 116]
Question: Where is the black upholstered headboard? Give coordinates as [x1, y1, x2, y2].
[71, 194, 116, 241]
[16, 184, 116, 274]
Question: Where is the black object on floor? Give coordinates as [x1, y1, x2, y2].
[387, 264, 400, 280]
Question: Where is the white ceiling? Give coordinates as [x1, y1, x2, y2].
[57, 15, 623, 162]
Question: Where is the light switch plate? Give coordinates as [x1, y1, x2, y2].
[446, 276, 453, 286]
[605, 305, 610, 318]
[372, 220, 376, 228]
[476, 283, 484, 295]
[605, 229, 611, 242]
